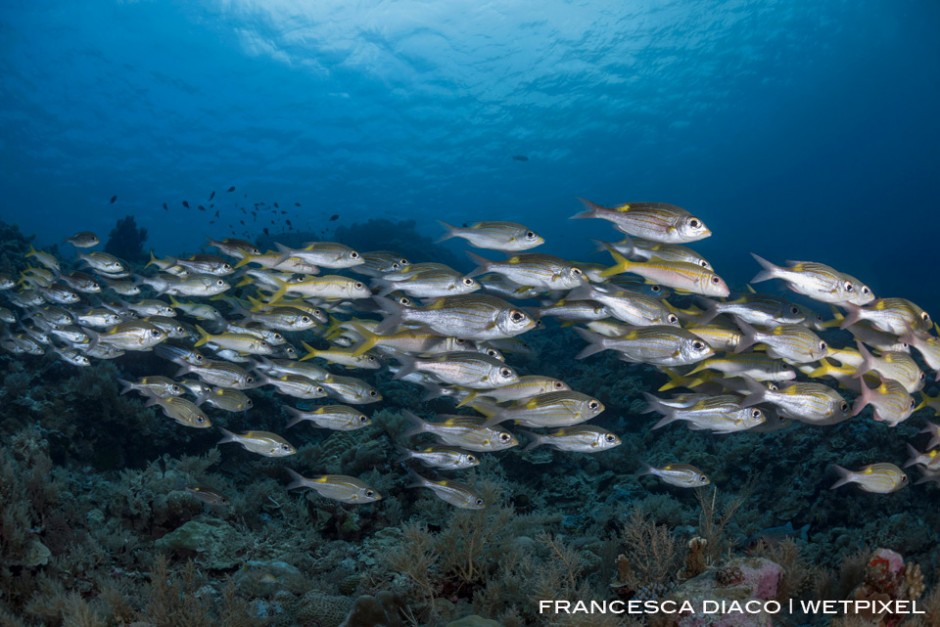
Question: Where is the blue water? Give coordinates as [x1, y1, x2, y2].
[2, 1, 938, 310]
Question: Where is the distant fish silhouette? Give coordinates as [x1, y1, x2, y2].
[209, 191, 216, 201]
[162, 202, 168, 211]
[512, 155, 529, 162]
[286, 219, 293, 227]
[295, 202, 301, 207]
[227, 186, 236, 192]
[214, 210, 219, 218]
[274, 202, 279, 208]
[198, 205, 206, 212]
[263, 227, 269, 235]
[330, 214, 339, 221]
[110, 195, 117, 203]
[182, 200, 190, 208]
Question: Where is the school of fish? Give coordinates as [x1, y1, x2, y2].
[2, 197, 939, 508]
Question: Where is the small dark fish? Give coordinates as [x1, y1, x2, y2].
[240, 219, 245, 225]
[512, 155, 529, 162]
[183, 200, 190, 208]
[286, 219, 292, 226]
[227, 186, 236, 192]
[209, 220, 216, 224]
[214, 210, 219, 218]
[209, 191, 216, 201]
[294, 202, 301, 207]
[263, 228, 269, 236]
[186, 486, 228, 506]
[110, 195, 117, 203]
[240, 208, 246, 214]
[330, 214, 339, 221]
[280, 210, 286, 215]
[270, 220, 275, 225]
[209, 204, 214, 208]
[162, 202, 168, 211]
[198, 205, 206, 211]
[274, 202, 279, 208]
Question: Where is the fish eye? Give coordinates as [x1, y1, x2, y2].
[553, 381, 565, 389]
[819, 341, 827, 351]
[151, 329, 161, 336]
[195, 354, 204, 363]
[861, 286, 870, 294]
[498, 432, 511, 442]
[649, 285, 661, 293]
[196, 416, 205, 424]
[246, 399, 253, 408]
[921, 312, 931, 322]
[525, 231, 536, 239]
[466, 454, 477, 463]
[572, 267, 583, 275]
[910, 398, 917, 408]
[588, 400, 600, 410]
[840, 401, 849, 412]
[509, 310, 525, 323]
[844, 281, 854, 292]
[690, 218, 701, 228]
[316, 386, 325, 394]
[217, 279, 224, 286]
[365, 489, 375, 497]
[301, 316, 312, 324]
[171, 385, 182, 394]
[281, 444, 291, 451]
[500, 368, 512, 378]
[400, 259, 409, 265]
[399, 297, 412, 306]
[475, 498, 485, 506]
[246, 376, 254, 384]
[710, 276, 720, 284]
[273, 333, 283, 341]
[369, 389, 377, 397]
[463, 278, 474, 286]
[354, 282, 364, 289]
[667, 314, 679, 324]
[790, 306, 800, 314]
[604, 434, 615, 442]
[350, 251, 360, 259]
[358, 415, 368, 423]
[751, 408, 762, 418]
[920, 371, 926, 380]
[692, 341, 706, 351]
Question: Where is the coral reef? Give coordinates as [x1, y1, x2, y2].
[104, 215, 148, 262]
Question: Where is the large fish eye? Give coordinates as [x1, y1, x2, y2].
[572, 267, 583, 275]
[604, 434, 616, 442]
[358, 415, 368, 423]
[692, 341, 706, 351]
[790, 306, 800, 314]
[280, 444, 291, 451]
[354, 282, 364, 289]
[667, 314, 679, 324]
[500, 368, 512, 378]
[399, 297, 412, 306]
[650, 285, 662, 293]
[509, 310, 525, 323]
[751, 408, 762, 419]
[196, 416, 205, 424]
[246, 376, 255, 384]
[365, 489, 375, 498]
[498, 432, 512, 443]
[710, 276, 720, 284]
[525, 231, 536, 239]
[861, 286, 871, 294]
[369, 389, 378, 397]
[921, 312, 931, 322]
[216, 279, 225, 286]
[819, 341, 827, 351]
[699, 260, 709, 268]
[467, 454, 477, 463]
[843, 281, 854, 292]
[474, 498, 485, 507]
[246, 399, 253, 408]
[840, 401, 849, 412]
[588, 400, 600, 410]
[920, 371, 926, 380]
[553, 381, 565, 389]
[301, 316, 312, 324]
[690, 218, 701, 228]
[316, 386, 326, 394]
[350, 251, 360, 259]
[463, 278, 474, 286]
[150, 329, 161, 336]
[171, 385, 182, 394]
[910, 398, 917, 408]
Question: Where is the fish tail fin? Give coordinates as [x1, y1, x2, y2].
[455, 390, 479, 408]
[521, 431, 545, 452]
[233, 254, 256, 269]
[374, 296, 403, 335]
[349, 323, 379, 357]
[400, 409, 429, 440]
[391, 353, 417, 380]
[733, 318, 758, 354]
[829, 464, 854, 490]
[285, 407, 308, 430]
[693, 297, 720, 325]
[265, 277, 290, 306]
[217, 427, 237, 445]
[146, 250, 158, 268]
[571, 197, 603, 220]
[598, 248, 633, 279]
[851, 381, 873, 417]
[740, 376, 768, 408]
[749, 253, 781, 284]
[466, 252, 492, 278]
[854, 341, 874, 379]
[118, 378, 134, 395]
[247, 294, 267, 313]
[903, 444, 921, 469]
[298, 341, 319, 362]
[635, 462, 654, 477]
[435, 220, 458, 243]
[193, 325, 211, 348]
[839, 304, 862, 330]
[284, 468, 309, 490]
[573, 327, 607, 359]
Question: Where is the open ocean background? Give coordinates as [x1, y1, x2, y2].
[1, 0, 938, 309]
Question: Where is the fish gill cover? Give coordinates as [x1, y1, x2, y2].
[0, 1, 939, 626]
